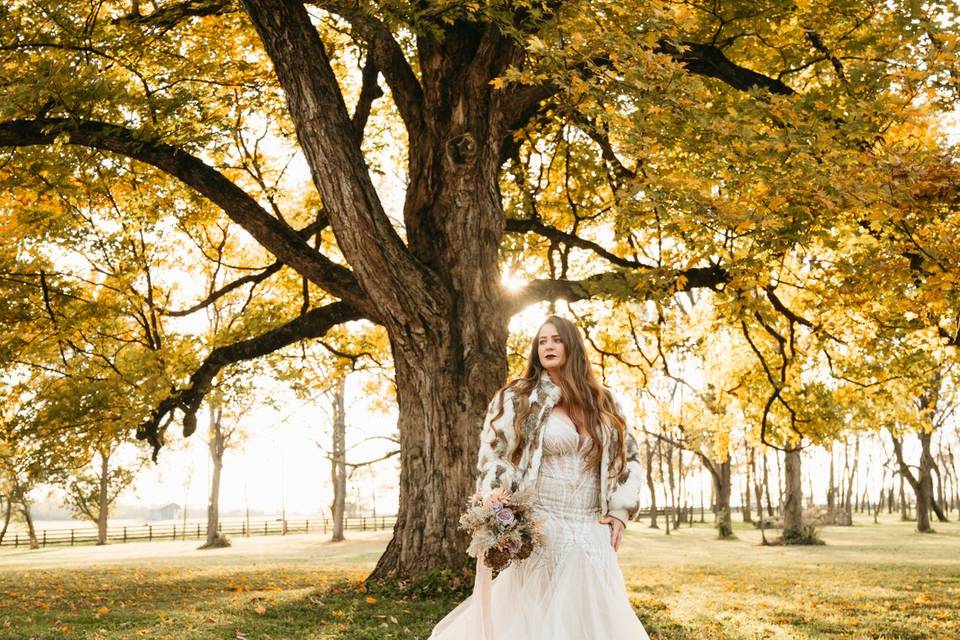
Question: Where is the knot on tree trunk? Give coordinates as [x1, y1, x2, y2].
[446, 133, 477, 166]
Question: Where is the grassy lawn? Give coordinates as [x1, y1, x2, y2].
[1, 514, 958, 639]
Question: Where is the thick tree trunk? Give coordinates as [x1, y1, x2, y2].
[242, 0, 518, 581]
[781, 447, 805, 543]
[712, 460, 733, 538]
[330, 376, 347, 542]
[916, 431, 935, 532]
[97, 449, 110, 545]
[369, 334, 506, 579]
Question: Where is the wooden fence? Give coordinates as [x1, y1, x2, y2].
[0, 515, 397, 549]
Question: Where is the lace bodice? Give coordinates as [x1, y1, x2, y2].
[535, 412, 600, 520]
[514, 411, 618, 583]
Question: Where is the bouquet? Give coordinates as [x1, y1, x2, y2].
[458, 486, 545, 571]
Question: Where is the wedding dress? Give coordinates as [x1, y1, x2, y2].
[429, 411, 650, 639]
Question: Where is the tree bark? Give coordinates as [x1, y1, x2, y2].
[781, 446, 805, 543]
[240, 0, 516, 580]
[330, 376, 347, 542]
[712, 460, 733, 538]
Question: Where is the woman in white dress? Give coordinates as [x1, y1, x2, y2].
[429, 315, 650, 639]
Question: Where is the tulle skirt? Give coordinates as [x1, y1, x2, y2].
[428, 515, 650, 639]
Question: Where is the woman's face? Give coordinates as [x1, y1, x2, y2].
[537, 323, 566, 371]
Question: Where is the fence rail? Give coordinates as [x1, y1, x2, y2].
[0, 515, 397, 549]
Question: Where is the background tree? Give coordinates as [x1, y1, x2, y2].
[62, 430, 146, 545]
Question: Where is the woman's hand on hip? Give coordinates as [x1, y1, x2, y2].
[599, 514, 624, 552]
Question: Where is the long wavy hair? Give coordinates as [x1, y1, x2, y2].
[489, 315, 629, 479]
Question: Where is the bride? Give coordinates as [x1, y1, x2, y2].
[429, 315, 650, 639]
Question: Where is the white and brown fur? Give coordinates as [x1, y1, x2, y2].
[475, 372, 644, 526]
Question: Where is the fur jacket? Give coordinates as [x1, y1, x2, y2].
[475, 371, 644, 527]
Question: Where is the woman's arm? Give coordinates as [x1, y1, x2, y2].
[605, 392, 644, 527]
[605, 431, 644, 527]
[475, 388, 517, 495]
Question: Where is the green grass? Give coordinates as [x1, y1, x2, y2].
[1, 514, 958, 639]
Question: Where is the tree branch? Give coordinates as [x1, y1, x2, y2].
[655, 39, 795, 96]
[162, 217, 327, 317]
[0, 118, 372, 316]
[504, 265, 728, 315]
[136, 301, 365, 458]
[505, 217, 654, 269]
[351, 55, 384, 141]
[241, 0, 445, 322]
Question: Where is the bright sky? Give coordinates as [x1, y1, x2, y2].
[107, 369, 401, 517]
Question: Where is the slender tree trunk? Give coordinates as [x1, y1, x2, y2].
[0, 495, 11, 544]
[844, 435, 859, 520]
[827, 444, 836, 515]
[19, 500, 38, 549]
[743, 450, 753, 524]
[644, 435, 658, 529]
[330, 375, 347, 542]
[887, 473, 894, 514]
[752, 450, 764, 524]
[657, 439, 670, 535]
[781, 446, 805, 543]
[97, 449, 110, 545]
[899, 471, 909, 520]
[667, 440, 677, 532]
[775, 449, 784, 515]
[202, 402, 228, 548]
[677, 448, 686, 524]
[763, 452, 774, 517]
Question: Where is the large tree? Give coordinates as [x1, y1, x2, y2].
[2, 0, 958, 579]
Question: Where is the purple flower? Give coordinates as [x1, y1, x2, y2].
[496, 508, 515, 526]
[490, 499, 503, 513]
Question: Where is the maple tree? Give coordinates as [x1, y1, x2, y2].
[1, 0, 959, 578]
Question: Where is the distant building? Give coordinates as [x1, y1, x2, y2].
[147, 503, 182, 521]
